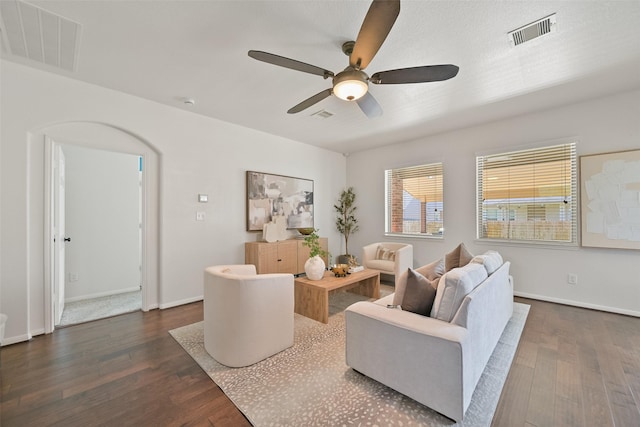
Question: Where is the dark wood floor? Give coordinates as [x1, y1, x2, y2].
[494, 297, 640, 427]
[0, 303, 251, 427]
[1, 297, 638, 426]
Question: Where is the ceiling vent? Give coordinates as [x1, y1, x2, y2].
[0, 0, 81, 72]
[508, 14, 557, 47]
[311, 109, 334, 119]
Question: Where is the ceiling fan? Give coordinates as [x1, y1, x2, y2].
[248, 0, 459, 118]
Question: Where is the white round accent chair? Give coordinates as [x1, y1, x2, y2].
[361, 242, 413, 283]
[203, 264, 294, 367]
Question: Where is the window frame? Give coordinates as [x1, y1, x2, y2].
[384, 161, 444, 239]
[476, 140, 578, 246]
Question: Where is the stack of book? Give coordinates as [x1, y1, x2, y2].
[348, 265, 364, 273]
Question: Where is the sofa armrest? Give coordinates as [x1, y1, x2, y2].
[345, 301, 469, 421]
[206, 264, 257, 276]
[361, 243, 379, 266]
[392, 244, 413, 278]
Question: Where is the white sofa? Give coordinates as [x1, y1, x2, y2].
[203, 264, 294, 367]
[345, 252, 513, 422]
[361, 242, 413, 281]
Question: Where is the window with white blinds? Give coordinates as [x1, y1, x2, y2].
[477, 142, 577, 244]
[385, 162, 444, 237]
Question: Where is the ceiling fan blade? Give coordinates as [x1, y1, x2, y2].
[350, 0, 400, 70]
[287, 88, 333, 114]
[248, 50, 334, 78]
[356, 92, 383, 118]
[370, 64, 460, 84]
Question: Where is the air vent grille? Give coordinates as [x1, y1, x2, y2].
[508, 14, 557, 47]
[311, 109, 334, 119]
[0, 0, 81, 71]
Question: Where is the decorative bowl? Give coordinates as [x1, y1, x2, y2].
[330, 264, 350, 277]
[297, 227, 315, 235]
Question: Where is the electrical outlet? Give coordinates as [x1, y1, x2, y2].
[69, 272, 79, 282]
[567, 273, 577, 285]
[196, 211, 205, 221]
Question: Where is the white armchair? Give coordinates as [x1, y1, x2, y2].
[361, 242, 413, 282]
[203, 264, 294, 367]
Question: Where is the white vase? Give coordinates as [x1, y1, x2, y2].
[304, 255, 326, 281]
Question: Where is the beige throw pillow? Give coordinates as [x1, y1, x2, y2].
[416, 257, 445, 289]
[375, 245, 396, 261]
[444, 243, 474, 272]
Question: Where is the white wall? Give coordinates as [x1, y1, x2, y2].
[0, 60, 346, 344]
[63, 145, 141, 301]
[347, 89, 640, 316]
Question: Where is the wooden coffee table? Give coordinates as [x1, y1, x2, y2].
[294, 269, 380, 323]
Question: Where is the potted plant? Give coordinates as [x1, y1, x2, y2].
[302, 229, 327, 280]
[334, 187, 359, 264]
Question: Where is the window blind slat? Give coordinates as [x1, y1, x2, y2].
[477, 142, 577, 244]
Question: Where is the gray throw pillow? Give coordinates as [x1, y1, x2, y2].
[401, 268, 437, 316]
[393, 258, 443, 306]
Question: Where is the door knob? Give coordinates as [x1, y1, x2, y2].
[64, 237, 71, 242]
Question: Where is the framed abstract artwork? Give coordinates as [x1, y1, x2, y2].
[580, 149, 640, 250]
[246, 171, 314, 231]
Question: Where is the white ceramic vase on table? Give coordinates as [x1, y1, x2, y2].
[304, 255, 326, 280]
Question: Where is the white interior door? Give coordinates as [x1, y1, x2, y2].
[53, 145, 66, 325]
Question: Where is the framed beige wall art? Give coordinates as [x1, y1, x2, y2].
[246, 171, 314, 231]
[580, 149, 640, 249]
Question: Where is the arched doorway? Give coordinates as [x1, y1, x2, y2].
[38, 122, 160, 333]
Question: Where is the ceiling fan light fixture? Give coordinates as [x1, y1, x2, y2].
[247, 0, 458, 117]
[333, 69, 368, 101]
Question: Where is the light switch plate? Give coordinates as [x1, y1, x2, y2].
[198, 194, 208, 203]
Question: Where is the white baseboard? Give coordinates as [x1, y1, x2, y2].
[65, 286, 141, 303]
[1, 332, 32, 346]
[159, 295, 203, 309]
[30, 328, 45, 337]
[514, 291, 640, 317]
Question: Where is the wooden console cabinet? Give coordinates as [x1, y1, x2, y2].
[245, 238, 328, 275]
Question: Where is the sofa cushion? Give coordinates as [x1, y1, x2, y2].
[400, 268, 437, 316]
[444, 243, 474, 272]
[375, 245, 396, 261]
[471, 250, 503, 275]
[393, 258, 444, 306]
[431, 262, 488, 322]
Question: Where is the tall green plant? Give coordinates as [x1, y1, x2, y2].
[334, 187, 359, 256]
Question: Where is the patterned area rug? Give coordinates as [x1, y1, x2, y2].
[169, 292, 529, 426]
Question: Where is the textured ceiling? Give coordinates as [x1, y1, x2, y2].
[2, 0, 640, 154]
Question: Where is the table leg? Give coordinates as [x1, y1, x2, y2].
[294, 283, 330, 324]
[348, 274, 380, 299]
